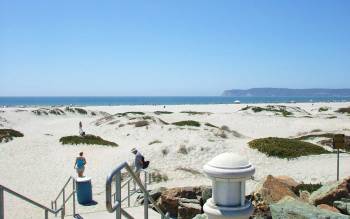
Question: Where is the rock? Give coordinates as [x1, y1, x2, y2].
[309, 177, 350, 206]
[157, 186, 204, 217]
[270, 196, 348, 218]
[256, 175, 298, 205]
[317, 204, 341, 213]
[299, 190, 311, 202]
[200, 186, 212, 204]
[275, 175, 299, 189]
[178, 202, 202, 219]
[192, 214, 208, 219]
[136, 187, 166, 205]
[334, 199, 350, 215]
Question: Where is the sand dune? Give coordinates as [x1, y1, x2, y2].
[0, 102, 350, 218]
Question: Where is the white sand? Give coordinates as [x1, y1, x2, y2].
[1, 102, 350, 218]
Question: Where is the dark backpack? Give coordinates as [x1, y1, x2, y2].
[141, 155, 150, 169]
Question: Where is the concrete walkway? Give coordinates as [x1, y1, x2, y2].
[72, 206, 161, 219]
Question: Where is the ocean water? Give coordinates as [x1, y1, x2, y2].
[0, 96, 350, 107]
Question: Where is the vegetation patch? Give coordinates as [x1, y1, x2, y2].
[241, 105, 294, 117]
[318, 107, 329, 112]
[149, 140, 162, 145]
[0, 129, 24, 143]
[205, 123, 218, 128]
[294, 183, 323, 196]
[59, 135, 118, 146]
[154, 111, 173, 115]
[64, 107, 88, 115]
[336, 107, 350, 114]
[180, 111, 211, 115]
[172, 120, 201, 127]
[248, 137, 330, 159]
[134, 120, 149, 127]
[327, 116, 337, 119]
[150, 171, 169, 183]
[175, 167, 202, 175]
[294, 133, 335, 141]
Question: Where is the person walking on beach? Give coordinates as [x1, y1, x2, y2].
[74, 152, 86, 177]
[131, 148, 150, 190]
[79, 121, 85, 136]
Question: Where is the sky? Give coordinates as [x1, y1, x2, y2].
[0, 0, 349, 96]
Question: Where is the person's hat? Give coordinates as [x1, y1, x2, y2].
[131, 148, 137, 153]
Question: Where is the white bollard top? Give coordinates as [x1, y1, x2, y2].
[203, 153, 255, 179]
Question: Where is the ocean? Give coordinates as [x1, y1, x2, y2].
[0, 96, 350, 107]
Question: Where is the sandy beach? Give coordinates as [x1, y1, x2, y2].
[1, 102, 350, 218]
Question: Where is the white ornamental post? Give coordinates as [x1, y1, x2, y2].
[203, 153, 255, 219]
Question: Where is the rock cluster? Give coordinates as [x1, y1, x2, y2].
[251, 175, 350, 218]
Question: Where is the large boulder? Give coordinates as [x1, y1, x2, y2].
[178, 202, 202, 219]
[317, 204, 341, 213]
[156, 186, 205, 218]
[333, 198, 350, 215]
[270, 196, 348, 218]
[309, 177, 350, 206]
[255, 175, 298, 205]
[136, 187, 167, 205]
[275, 175, 299, 189]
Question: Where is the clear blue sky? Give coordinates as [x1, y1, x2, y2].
[1, 0, 349, 96]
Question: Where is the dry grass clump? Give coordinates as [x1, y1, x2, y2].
[175, 167, 202, 175]
[134, 120, 149, 127]
[149, 140, 162, 145]
[180, 111, 211, 115]
[177, 144, 188, 154]
[151, 171, 169, 183]
[154, 111, 173, 115]
[215, 131, 228, 139]
[241, 105, 293, 117]
[205, 123, 218, 128]
[161, 147, 169, 156]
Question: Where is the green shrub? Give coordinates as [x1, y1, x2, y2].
[0, 129, 24, 143]
[318, 107, 329, 112]
[175, 167, 202, 175]
[172, 120, 201, 127]
[241, 105, 293, 117]
[248, 137, 329, 159]
[154, 111, 173, 115]
[59, 135, 118, 146]
[294, 183, 322, 196]
[336, 107, 350, 114]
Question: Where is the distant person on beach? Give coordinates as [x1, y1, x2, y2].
[79, 121, 85, 136]
[74, 152, 86, 177]
[131, 148, 150, 189]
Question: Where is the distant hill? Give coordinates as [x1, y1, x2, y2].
[222, 88, 350, 97]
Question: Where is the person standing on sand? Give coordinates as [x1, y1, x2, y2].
[79, 121, 85, 136]
[74, 152, 86, 177]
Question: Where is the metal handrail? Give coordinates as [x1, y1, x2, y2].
[0, 184, 64, 219]
[106, 162, 169, 219]
[51, 176, 76, 217]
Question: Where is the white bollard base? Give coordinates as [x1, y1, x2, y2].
[203, 198, 253, 219]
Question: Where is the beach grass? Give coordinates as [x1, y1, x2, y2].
[294, 183, 323, 196]
[180, 111, 210, 115]
[0, 129, 24, 143]
[205, 123, 218, 128]
[248, 137, 329, 159]
[336, 107, 350, 114]
[154, 111, 173, 115]
[318, 107, 329, 112]
[149, 140, 162, 145]
[241, 105, 293, 117]
[172, 120, 201, 127]
[59, 135, 118, 146]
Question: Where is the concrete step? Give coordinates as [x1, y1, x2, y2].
[72, 206, 162, 219]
